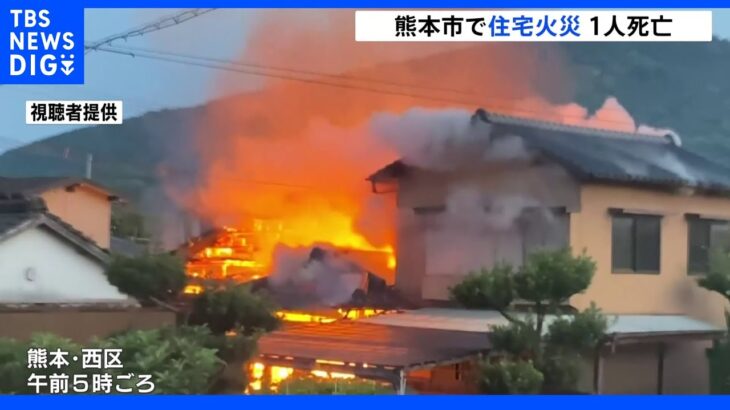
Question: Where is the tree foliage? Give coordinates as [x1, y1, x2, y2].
[696, 249, 730, 394]
[188, 283, 280, 335]
[271, 377, 394, 395]
[450, 249, 607, 394]
[0, 327, 225, 394]
[111, 207, 148, 239]
[698, 249, 730, 306]
[479, 360, 544, 395]
[105, 253, 187, 304]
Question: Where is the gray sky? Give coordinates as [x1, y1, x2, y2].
[2, 9, 730, 151]
[0, 9, 256, 151]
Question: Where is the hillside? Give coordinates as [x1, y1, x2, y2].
[1, 41, 730, 204]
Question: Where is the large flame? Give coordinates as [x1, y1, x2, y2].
[173, 11, 660, 284]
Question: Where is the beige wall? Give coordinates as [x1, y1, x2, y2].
[570, 184, 730, 326]
[40, 184, 112, 249]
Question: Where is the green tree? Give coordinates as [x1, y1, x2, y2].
[188, 282, 280, 336]
[450, 248, 609, 394]
[698, 249, 730, 321]
[186, 283, 281, 393]
[105, 253, 187, 305]
[479, 360, 544, 395]
[696, 249, 730, 394]
[268, 376, 393, 395]
[111, 207, 148, 239]
[96, 326, 224, 394]
[0, 328, 225, 395]
[0, 333, 83, 394]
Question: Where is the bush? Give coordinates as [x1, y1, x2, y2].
[489, 321, 540, 358]
[449, 264, 515, 310]
[0, 334, 84, 394]
[546, 304, 610, 352]
[95, 326, 224, 394]
[106, 253, 187, 304]
[479, 360, 544, 394]
[538, 352, 582, 393]
[708, 340, 730, 394]
[450, 249, 606, 394]
[188, 284, 280, 335]
[275, 377, 394, 395]
[0, 327, 225, 395]
[0, 337, 32, 394]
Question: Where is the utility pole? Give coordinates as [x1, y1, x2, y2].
[85, 153, 93, 179]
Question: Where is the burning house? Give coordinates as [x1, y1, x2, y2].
[242, 109, 729, 395]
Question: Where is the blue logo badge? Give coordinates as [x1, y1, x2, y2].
[1, 7, 84, 84]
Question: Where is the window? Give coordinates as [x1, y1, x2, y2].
[611, 212, 661, 273]
[687, 216, 730, 274]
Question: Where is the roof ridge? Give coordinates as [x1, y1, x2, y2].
[476, 108, 674, 144]
[39, 212, 109, 260]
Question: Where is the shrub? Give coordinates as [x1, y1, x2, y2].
[106, 253, 187, 304]
[479, 360, 544, 394]
[188, 284, 280, 335]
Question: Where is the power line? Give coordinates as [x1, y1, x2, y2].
[85, 8, 217, 54]
[96, 45, 484, 108]
[96, 44, 642, 128]
[104, 44, 480, 98]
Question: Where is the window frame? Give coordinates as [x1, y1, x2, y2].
[686, 214, 730, 275]
[609, 209, 662, 275]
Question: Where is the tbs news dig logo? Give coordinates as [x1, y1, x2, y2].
[3, 8, 83, 84]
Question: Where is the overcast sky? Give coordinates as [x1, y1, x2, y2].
[2, 9, 730, 151]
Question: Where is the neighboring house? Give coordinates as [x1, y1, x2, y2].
[254, 109, 730, 395]
[0, 195, 175, 341]
[0, 195, 129, 304]
[359, 109, 730, 394]
[0, 177, 117, 249]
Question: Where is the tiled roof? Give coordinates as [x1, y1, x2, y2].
[0, 195, 109, 265]
[368, 109, 730, 195]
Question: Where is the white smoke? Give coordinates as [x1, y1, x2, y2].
[267, 245, 364, 307]
[442, 187, 541, 232]
[370, 108, 492, 170]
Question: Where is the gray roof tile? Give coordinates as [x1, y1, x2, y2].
[369, 110, 730, 195]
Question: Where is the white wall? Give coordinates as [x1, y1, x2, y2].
[0, 227, 129, 303]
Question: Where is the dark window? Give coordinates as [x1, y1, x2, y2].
[611, 214, 661, 273]
[688, 217, 730, 274]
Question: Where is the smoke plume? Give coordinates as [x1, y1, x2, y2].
[267, 245, 365, 307]
[171, 10, 678, 298]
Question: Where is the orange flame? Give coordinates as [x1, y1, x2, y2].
[173, 11, 655, 284]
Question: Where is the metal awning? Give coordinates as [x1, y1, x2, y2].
[361, 308, 725, 343]
[257, 321, 490, 385]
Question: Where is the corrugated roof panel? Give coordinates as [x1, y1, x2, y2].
[362, 308, 723, 335]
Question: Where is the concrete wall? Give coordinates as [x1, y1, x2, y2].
[41, 184, 112, 249]
[394, 161, 579, 303]
[0, 309, 176, 342]
[570, 184, 730, 326]
[0, 227, 128, 303]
